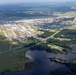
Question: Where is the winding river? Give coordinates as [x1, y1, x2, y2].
[2, 46, 76, 75]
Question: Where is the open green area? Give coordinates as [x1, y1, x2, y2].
[0, 38, 11, 52]
[72, 17, 76, 24]
[0, 36, 38, 74]
[0, 32, 4, 36]
[0, 28, 5, 38]
[0, 36, 24, 52]
[14, 31, 20, 36]
[0, 48, 36, 74]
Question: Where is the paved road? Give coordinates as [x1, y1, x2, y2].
[0, 45, 25, 55]
[0, 27, 66, 55]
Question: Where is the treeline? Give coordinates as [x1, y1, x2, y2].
[49, 58, 76, 75]
[23, 37, 40, 48]
[54, 29, 76, 45]
[30, 42, 52, 52]
[47, 38, 71, 52]
[54, 29, 76, 39]
[49, 70, 73, 75]
[38, 31, 54, 38]
[23, 37, 61, 53]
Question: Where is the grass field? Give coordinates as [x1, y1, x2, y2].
[14, 31, 20, 36]
[0, 32, 5, 37]
[0, 36, 24, 52]
[0, 48, 36, 73]
[0, 35, 41, 74]
[72, 17, 76, 24]
[0, 35, 37, 74]
[0, 26, 5, 37]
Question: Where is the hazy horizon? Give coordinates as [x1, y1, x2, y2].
[0, 0, 76, 5]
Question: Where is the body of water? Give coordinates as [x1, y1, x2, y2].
[2, 46, 76, 75]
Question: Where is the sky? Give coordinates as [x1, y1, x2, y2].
[0, 0, 76, 4]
